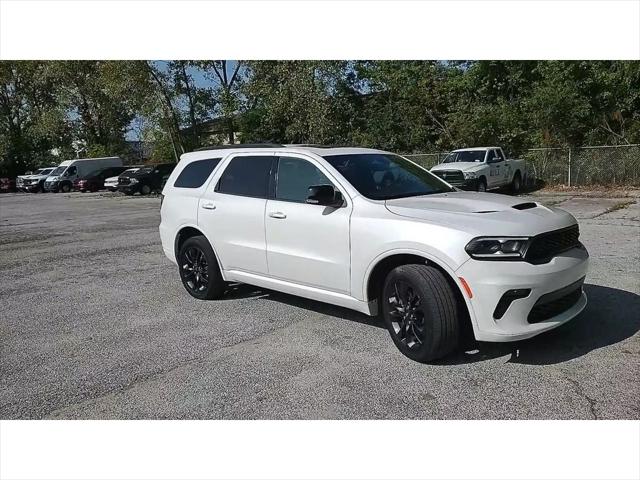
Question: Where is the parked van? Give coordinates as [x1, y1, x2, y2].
[44, 157, 124, 193]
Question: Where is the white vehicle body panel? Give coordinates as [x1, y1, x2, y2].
[45, 157, 123, 190]
[159, 146, 589, 343]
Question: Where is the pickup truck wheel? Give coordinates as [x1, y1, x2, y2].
[381, 264, 460, 362]
[178, 235, 226, 300]
[511, 172, 521, 193]
[476, 178, 487, 192]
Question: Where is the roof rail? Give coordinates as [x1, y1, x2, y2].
[194, 143, 284, 152]
[286, 144, 355, 149]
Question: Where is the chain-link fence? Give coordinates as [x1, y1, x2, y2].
[406, 144, 640, 187]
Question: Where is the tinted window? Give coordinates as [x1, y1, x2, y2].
[495, 149, 505, 161]
[66, 166, 77, 176]
[174, 158, 221, 188]
[276, 157, 332, 203]
[216, 156, 273, 198]
[324, 153, 453, 200]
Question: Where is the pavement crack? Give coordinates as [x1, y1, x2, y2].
[43, 317, 310, 418]
[563, 373, 599, 419]
[590, 200, 635, 219]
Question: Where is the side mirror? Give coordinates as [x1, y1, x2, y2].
[306, 185, 344, 208]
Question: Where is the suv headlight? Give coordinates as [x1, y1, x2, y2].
[463, 171, 478, 179]
[465, 237, 530, 260]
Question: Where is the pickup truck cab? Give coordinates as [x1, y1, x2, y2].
[431, 147, 525, 193]
[160, 145, 588, 363]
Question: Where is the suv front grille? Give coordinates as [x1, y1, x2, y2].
[528, 277, 585, 323]
[433, 170, 464, 185]
[524, 225, 580, 264]
[118, 177, 131, 185]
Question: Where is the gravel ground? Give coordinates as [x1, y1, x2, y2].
[0, 190, 638, 419]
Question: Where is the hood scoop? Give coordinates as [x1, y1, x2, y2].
[512, 202, 538, 210]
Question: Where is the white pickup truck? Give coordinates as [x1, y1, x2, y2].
[430, 147, 526, 193]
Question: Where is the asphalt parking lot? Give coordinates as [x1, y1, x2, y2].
[1, 190, 638, 419]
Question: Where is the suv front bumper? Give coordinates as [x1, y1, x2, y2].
[456, 246, 589, 342]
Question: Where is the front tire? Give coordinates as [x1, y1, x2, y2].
[60, 183, 71, 193]
[140, 184, 151, 195]
[178, 236, 226, 300]
[476, 177, 487, 192]
[381, 264, 460, 362]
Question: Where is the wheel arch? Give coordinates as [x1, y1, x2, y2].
[364, 251, 475, 340]
[174, 225, 226, 279]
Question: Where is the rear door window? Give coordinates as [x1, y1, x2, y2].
[174, 158, 222, 188]
[216, 156, 273, 198]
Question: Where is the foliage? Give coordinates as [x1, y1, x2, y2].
[1, 60, 638, 177]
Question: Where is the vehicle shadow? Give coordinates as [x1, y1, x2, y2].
[224, 283, 639, 366]
[223, 282, 386, 329]
[439, 284, 640, 366]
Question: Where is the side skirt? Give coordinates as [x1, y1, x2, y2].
[224, 269, 377, 316]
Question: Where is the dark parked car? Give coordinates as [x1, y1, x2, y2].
[117, 163, 176, 195]
[0, 177, 16, 193]
[73, 166, 131, 192]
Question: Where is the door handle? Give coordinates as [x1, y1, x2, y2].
[201, 202, 216, 210]
[269, 211, 286, 219]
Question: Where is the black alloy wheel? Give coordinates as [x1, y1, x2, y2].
[181, 246, 209, 294]
[140, 184, 151, 195]
[61, 183, 71, 193]
[387, 280, 426, 350]
[381, 264, 460, 362]
[178, 235, 226, 300]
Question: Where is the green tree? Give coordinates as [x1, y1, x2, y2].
[0, 61, 70, 176]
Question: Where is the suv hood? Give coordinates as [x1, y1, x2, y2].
[431, 162, 482, 172]
[385, 191, 576, 237]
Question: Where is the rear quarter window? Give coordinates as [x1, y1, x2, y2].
[174, 158, 221, 188]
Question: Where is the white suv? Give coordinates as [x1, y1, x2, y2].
[159, 145, 589, 362]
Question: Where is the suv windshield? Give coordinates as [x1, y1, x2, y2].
[323, 153, 454, 200]
[442, 151, 486, 163]
[40, 168, 54, 175]
[50, 166, 66, 176]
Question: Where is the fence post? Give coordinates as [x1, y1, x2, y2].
[567, 148, 572, 187]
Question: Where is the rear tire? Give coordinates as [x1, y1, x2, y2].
[511, 172, 522, 194]
[178, 235, 226, 300]
[381, 264, 460, 362]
